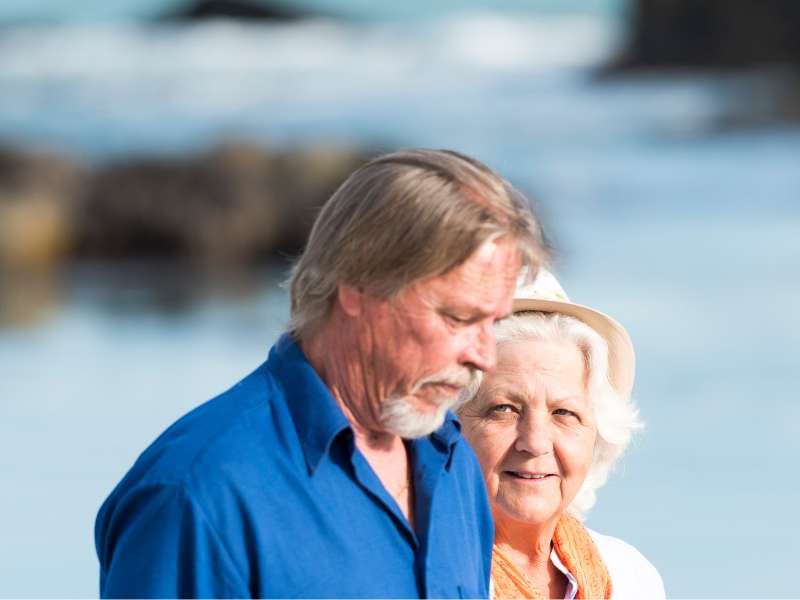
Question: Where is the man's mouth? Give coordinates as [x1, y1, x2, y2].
[426, 382, 462, 393]
[416, 368, 477, 396]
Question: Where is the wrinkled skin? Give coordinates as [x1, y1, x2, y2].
[461, 337, 597, 546]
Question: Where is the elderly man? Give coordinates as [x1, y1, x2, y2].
[95, 149, 547, 598]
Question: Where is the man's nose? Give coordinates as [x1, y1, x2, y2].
[461, 321, 496, 373]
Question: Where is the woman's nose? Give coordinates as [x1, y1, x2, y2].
[513, 412, 552, 457]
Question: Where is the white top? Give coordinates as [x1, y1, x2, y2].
[549, 529, 665, 600]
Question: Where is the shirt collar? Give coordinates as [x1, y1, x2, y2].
[550, 546, 578, 600]
[267, 333, 350, 474]
[267, 333, 464, 473]
[429, 411, 462, 470]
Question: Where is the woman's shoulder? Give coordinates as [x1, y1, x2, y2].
[587, 528, 666, 599]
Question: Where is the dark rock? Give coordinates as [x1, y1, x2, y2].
[72, 143, 375, 265]
[0, 146, 84, 270]
[615, 0, 800, 70]
[161, 0, 314, 22]
[0, 145, 84, 196]
[0, 141, 376, 268]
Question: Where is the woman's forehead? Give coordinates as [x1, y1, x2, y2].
[482, 338, 587, 395]
[495, 337, 581, 369]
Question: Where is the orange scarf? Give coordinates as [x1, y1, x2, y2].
[491, 514, 612, 599]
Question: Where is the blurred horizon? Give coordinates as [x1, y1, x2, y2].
[1, 0, 799, 597]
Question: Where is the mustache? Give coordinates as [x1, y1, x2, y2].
[413, 367, 479, 395]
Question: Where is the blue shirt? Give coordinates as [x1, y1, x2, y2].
[95, 334, 494, 598]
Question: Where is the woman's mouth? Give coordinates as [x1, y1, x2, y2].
[504, 471, 554, 481]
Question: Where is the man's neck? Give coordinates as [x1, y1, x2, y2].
[302, 319, 415, 528]
[300, 312, 395, 450]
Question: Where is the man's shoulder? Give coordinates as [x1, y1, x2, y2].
[117, 360, 290, 493]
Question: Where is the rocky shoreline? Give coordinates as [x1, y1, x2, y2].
[598, 0, 800, 127]
[614, 0, 800, 70]
[158, 0, 324, 23]
[0, 142, 377, 272]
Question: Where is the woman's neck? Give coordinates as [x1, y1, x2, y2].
[494, 514, 567, 599]
[495, 513, 557, 558]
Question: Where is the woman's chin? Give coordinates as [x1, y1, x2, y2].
[494, 498, 561, 530]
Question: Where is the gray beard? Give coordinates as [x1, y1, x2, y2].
[379, 368, 478, 438]
[379, 393, 453, 439]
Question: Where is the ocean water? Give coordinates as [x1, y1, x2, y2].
[1, 2, 799, 597]
[0, 0, 623, 23]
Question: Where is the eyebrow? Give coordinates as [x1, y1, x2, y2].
[483, 391, 585, 406]
[481, 387, 526, 406]
[548, 396, 586, 407]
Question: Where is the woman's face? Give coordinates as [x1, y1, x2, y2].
[461, 337, 597, 529]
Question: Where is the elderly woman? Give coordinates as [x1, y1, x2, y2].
[459, 270, 664, 599]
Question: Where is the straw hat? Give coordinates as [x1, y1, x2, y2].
[512, 269, 636, 398]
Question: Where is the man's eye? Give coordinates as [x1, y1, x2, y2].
[490, 404, 516, 414]
[445, 313, 469, 325]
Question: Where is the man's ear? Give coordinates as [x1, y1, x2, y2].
[337, 283, 363, 317]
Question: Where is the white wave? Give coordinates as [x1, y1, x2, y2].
[436, 12, 620, 70]
[1, 6, 796, 192]
[0, 12, 618, 80]
[0, 12, 625, 154]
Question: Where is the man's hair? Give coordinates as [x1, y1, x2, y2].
[457, 312, 643, 519]
[288, 148, 548, 341]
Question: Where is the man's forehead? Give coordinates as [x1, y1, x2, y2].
[427, 247, 520, 306]
[467, 237, 518, 264]
[393, 238, 523, 309]
[445, 239, 522, 283]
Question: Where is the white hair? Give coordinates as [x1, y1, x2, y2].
[458, 312, 642, 518]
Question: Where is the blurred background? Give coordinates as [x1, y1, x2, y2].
[1, 0, 799, 596]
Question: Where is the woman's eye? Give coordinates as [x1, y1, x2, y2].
[552, 408, 577, 418]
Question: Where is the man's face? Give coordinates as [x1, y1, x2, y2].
[353, 237, 522, 438]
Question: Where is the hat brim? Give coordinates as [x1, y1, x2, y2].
[511, 297, 636, 398]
